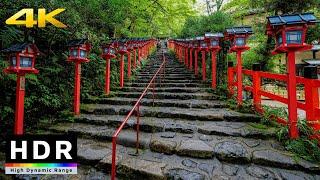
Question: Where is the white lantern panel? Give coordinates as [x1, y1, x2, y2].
[10, 56, 17, 67]
[277, 34, 283, 45]
[235, 38, 245, 46]
[71, 49, 78, 57]
[20, 56, 32, 67]
[211, 40, 219, 46]
[80, 50, 87, 58]
[286, 31, 302, 44]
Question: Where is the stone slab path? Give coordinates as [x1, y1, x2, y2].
[48, 48, 320, 179]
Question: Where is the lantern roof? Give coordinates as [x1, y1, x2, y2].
[204, 32, 224, 38]
[267, 12, 318, 26]
[1, 42, 39, 53]
[225, 26, 253, 35]
[67, 39, 89, 47]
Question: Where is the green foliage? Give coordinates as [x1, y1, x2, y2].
[222, 0, 252, 18]
[260, 105, 287, 125]
[276, 119, 320, 163]
[307, 24, 320, 44]
[285, 138, 320, 162]
[179, 11, 234, 38]
[250, 0, 320, 14]
[226, 98, 254, 114]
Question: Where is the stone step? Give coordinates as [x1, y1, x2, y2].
[48, 125, 320, 174]
[49, 123, 150, 148]
[84, 97, 226, 109]
[126, 82, 207, 87]
[75, 114, 275, 139]
[115, 87, 210, 93]
[140, 67, 189, 71]
[80, 104, 260, 122]
[111, 91, 218, 100]
[73, 138, 320, 179]
[137, 73, 195, 77]
[136, 76, 198, 80]
[139, 70, 192, 74]
[134, 79, 203, 83]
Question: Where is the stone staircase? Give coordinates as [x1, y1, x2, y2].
[48, 49, 320, 179]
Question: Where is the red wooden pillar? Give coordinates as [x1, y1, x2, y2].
[287, 51, 299, 138]
[142, 46, 145, 59]
[120, 54, 125, 88]
[236, 51, 243, 106]
[227, 64, 234, 98]
[194, 50, 198, 76]
[178, 46, 181, 62]
[105, 58, 111, 95]
[185, 48, 189, 67]
[180, 47, 182, 62]
[252, 65, 262, 112]
[127, 51, 131, 79]
[201, 51, 206, 81]
[138, 48, 141, 66]
[133, 49, 137, 68]
[74, 62, 81, 115]
[211, 51, 217, 89]
[14, 75, 25, 135]
[189, 48, 193, 69]
[305, 80, 320, 131]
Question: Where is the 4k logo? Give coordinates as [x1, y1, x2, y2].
[5, 8, 67, 28]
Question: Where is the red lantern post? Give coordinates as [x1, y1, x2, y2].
[199, 37, 208, 81]
[194, 37, 201, 76]
[204, 32, 223, 89]
[184, 40, 189, 67]
[266, 13, 318, 138]
[101, 42, 116, 95]
[133, 39, 138, 68]
[127, 40, 133, 79]
[189, 40, 193, 70]
[225, 26, 253, 106]
[67, 39, 91, 115]
[2, 43, 40, 134]
[117, 40, 128, 88]
[137, 39, 142, 66]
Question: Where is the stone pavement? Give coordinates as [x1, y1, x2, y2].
[48, 49, 320, 179]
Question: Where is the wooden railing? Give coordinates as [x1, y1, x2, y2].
[228, 67, 320, 136]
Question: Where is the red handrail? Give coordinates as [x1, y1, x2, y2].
[110, 52, 166, 180]
[228, 66, 320, 138]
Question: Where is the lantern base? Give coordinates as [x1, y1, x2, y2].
[118, 51, 128, 54]
[67, 57, 90, 63]
[102, 54, 116, 59]
[4, 67, 39, 75]
[200, 47, 208, 51]
[229, 46, 250, 53]
[272, 44, 312, 55]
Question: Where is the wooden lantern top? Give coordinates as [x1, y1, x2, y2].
[266, 13, 319, 54]
[117, 40, 128, 54]
[1, 43, 39, 75]
[225, 26, 253, 52]
[67, 39, 91, 63]
[101, 42, 116, 59]
[266, 13, 318, 34]
[204, 32, 224, 51]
